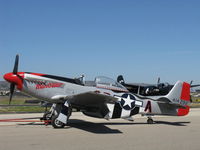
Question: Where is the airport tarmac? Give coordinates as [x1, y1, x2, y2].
[0, 108, 200, 150]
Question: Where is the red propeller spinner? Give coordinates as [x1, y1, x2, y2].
[3, 55, 24, 104]
[4, 72, 24, 90]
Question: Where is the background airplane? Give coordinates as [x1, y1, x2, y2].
[117, 75, 173, 96]
[117, 75, 200, 98]
[3, 55, 191, 128]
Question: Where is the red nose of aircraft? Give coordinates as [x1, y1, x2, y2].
[4, 72, 24, 90]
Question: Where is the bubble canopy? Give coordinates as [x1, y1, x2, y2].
[94, 76, 127, 90]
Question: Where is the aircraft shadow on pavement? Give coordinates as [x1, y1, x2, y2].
[68, 119, 127, 134]
[17, 119, 190, 134]
[103, 121, 190, 126]
[154, 121, 191, 126]
[66, 119, 190, 133]
[17, 119, 125, 134]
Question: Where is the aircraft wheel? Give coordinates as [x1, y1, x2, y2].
[147, 118, 154, 124]
[51, 115, 65, 128]
[43, 112, 52, 120]
[41, 112, 52, 125]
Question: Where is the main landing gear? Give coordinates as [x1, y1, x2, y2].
[41, 102, 71, 128]
[41, 103, 57, 125]
[42, 111, 52, 125]
[51, 114, 65, 128]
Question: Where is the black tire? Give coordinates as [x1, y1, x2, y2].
[147, 118, 154, 124]
[42, 112, 52, 125]
[51, 115, 65, 128]
[43, 112, 52, 120]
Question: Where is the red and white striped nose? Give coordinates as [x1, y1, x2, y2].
[3, 72, 24, 90]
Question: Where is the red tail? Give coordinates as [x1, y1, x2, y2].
[178, 82, 190, 116]
[180, 82, 190, 101]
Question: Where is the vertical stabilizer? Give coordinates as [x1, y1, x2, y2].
[165, 81, 190, 116]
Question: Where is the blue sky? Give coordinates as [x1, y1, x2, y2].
[0, 0, 200, 84]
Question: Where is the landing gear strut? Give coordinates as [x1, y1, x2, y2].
[41, 102, 72, 128]
[42, 111, 52, 125]
[40, 103, 57, 125]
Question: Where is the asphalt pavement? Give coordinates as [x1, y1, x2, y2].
[0, 108, 200, 150]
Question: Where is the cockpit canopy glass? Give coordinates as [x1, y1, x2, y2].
[95, 76, 127, 90]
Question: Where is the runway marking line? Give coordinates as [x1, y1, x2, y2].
[0, 120, 41, 122]
[0, 118, 53, 127]
[0, 118, 43, 123]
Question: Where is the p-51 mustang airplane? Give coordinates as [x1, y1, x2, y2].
[4, 55, 190, 128]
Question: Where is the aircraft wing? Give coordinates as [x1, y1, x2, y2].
[51, 92, 117, 107]
[70, 92, 117, 106]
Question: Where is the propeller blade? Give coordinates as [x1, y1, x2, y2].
[190, 80, 193, 85]
[191, 84, 200, 88]
[9, 83, 15, 104]
[13, 54, 19, 74]
[190, 80, 200, 88]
